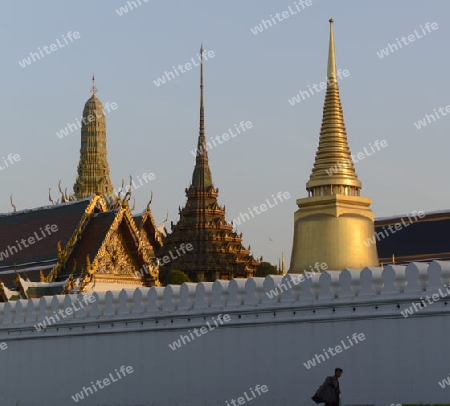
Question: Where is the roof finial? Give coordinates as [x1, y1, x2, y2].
[10, 195, 17, 213]
[146, 191, 153, 211]
[327, 18, 337, 81]
[48, 187, 54, 205]
[90, 73, 97, 96]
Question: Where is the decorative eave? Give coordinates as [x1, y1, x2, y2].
[141, 207, 163, 248]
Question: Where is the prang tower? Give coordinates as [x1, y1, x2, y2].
[73, 77, 114, 199]
[289, 20, 379, 272]
[158, 46, 260, 282]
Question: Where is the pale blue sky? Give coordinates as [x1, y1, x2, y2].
[1, 0, 448, 267]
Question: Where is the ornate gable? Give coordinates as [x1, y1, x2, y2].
[54, 202, 160, 291]
[97, 228, 138, 275]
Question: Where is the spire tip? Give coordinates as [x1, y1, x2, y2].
[327, 18, 337, 80]
[90, 73, 97, 96]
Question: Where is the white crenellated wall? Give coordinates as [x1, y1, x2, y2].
[1, 261, 450, 406]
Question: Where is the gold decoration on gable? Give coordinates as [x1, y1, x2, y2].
[97, 230, 137, 275]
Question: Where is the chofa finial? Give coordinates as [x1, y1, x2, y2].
[10, 195, 17, 213]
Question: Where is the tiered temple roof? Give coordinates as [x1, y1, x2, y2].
[0, 195, 160, 298]
[158, 47, 260, 282]
[0, 195, 161, 300]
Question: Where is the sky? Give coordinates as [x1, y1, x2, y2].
[1, 0, 449, 268]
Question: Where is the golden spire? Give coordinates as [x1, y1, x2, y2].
[306, 18, 361, 197]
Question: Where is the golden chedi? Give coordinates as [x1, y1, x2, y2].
[289, 19, 379, 272]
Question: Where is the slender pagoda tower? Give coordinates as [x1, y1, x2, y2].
[289, 20, 379, 272]
[73, 76, 114, 200]
[159, 46, 260, 283]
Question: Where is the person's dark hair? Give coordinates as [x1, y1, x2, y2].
[335, 368, 343, 373]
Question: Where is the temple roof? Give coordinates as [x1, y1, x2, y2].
[0, 194, 160, 296]
[0, 198, 92, 274]
[57, 210, 117, 280]
[375, 210, 450, 263]
[19, 278, 67, 298]
[133, 204, 163, 248]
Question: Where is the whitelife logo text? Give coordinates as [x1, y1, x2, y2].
[18, 31, 81, 68]
[169, 314, 230, 351]
[303, 333, 366, 369]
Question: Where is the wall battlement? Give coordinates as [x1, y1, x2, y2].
[1, 261, 449, 336]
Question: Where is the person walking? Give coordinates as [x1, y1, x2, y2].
[314, 368, 342, 406]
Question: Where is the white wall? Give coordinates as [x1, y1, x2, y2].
[1, 261, 450, 406]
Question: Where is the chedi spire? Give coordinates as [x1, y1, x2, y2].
[289, 20, 379, 273]
[306, 18, 361, 196]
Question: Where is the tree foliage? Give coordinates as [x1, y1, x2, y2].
[255, 262, 279, 277]
[163, 270, 191, 286]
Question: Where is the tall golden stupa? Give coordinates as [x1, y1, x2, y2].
[73, 76, 115, 200]
[289, 19, 379, 272]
